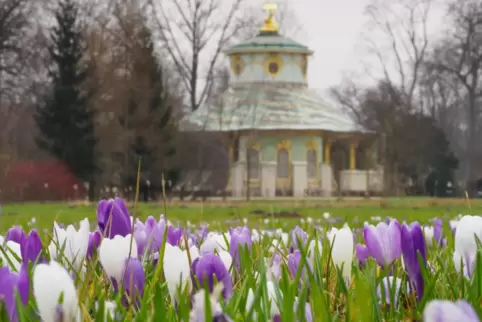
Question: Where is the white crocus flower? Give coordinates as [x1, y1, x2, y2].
[33, 260, 81, 322]
[308, 239, 323, 265]
[200, 233, 230, 254]
[0, 240, 22, 271]
[453, 215, 482, 277]
[99, 234, 138, 282]
[328, 226, 354, 284]
[49, 219, 90, 270]
[246, 281, 280, 319]
[163, 244, 193, 304]
[423, 226, 435, 247]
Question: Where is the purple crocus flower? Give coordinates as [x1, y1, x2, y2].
[121, 258, 145, 308]
[0, 263, 29, 322]
[355, 244, 370, 268]
[287, 250, 311, 279]
[6, 226, 26, 245]
[133, 221, 148, 256]
[21, 230, 43, 263]
[97, 198, 132, 238]
[293, 298, 313, 322]
[401, 222, 426, 301]
[87, 231, 102, 259]
[423, 299, 479, 322]
[192, 253, 233, 300]
[144, 216, 167, 252]
[376, 276, 404, 308]
[229, 227, 252, 269]
[363, 220, 401, 268]
[291, 226, 308, 250]
[433, 219, 447, 247]
[167, 226, 183, 246]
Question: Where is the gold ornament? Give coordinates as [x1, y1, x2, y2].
[231, 55, 244, 75]
[264, 54, 284, 77]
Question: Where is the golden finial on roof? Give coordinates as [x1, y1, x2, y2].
[260, 3, 279, 33]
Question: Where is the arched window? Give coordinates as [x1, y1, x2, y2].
[247, 147, 260, 179]
[277, 148, 289, 178]
[307, 149, 317, 178]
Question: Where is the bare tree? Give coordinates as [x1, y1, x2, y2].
[147, 0, 252, 112]
[332, 0, 435, 195]
[428, 0, 482, 193]
[362, 0, 432, 109]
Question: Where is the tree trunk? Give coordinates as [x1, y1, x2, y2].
[88, 178, 96, 201]
[465, 92, 477, 197]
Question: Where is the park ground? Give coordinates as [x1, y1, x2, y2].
[1, 197, 482, 233]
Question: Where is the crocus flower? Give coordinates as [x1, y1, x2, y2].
[291, 226, 308, 250]
[246, 281, 280, 320]
[189, 283, 233, 322]
[401, 222, 426, 301]
[0, 263, 29, 322]
[6, 226, 26, 245]
[293, 297, 313, 322]
[0, 240, 22, 272]
[433, 219, 444, 245]
[121, 258, 145, 308]
[192, 253, 233, 300]
[229, 227, 252, 269]
[308, 239, 323, 265]
[288, 250, 311, 280]
[424, 219, 445, 247]
[355, 244, 369, 267]
[327, 227, 354, 283]
[453, 215, 482, 278]
[423, 299, 480, 322]
[48, 219, 90, 271]
[200, 233, 230, 255]
[99, 234, 138, 282]
[163, 244, 193, 304]
[143, 216, 167, 252]
[33, 260, 81, 322]
[97, 198, 132, 238]
[21, 230, 43, 263]
[167, 225, 183, 246]
[267, 253, 282, 281]
[376, 276, 404, 308]
[87, 231, 102, 259]
[449, 220, 458, 236]
[363, 220, 401, 268]
[133, 220, 148, 256]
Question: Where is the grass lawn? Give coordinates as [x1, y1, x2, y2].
[1, 197, 481, 232]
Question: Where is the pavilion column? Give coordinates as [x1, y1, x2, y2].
[227, 144, 234, 190]
[321, 138, 333, 196]
[324, 139, 332, 165]
[349, 142, 357, 170]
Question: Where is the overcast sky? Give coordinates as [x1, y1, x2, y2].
[291, 0, 370, 91]
[281, 0, 446, 92]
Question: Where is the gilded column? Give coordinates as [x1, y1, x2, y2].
[227, 144, 234, 189]
[349, 142, 357, 170]
[324, 139, 332, 165]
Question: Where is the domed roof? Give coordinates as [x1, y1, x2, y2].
[225, 31, 312, 55]
[224, 4, 312, 56]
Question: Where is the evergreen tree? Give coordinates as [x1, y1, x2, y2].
[121, 22, 179, 193]
[35, 0, 97, 199]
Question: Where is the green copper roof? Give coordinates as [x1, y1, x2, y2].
[225, 32, 312, 55]
[180, 86, 364, 133]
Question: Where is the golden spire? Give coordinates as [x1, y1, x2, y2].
[260, 3, 279, 33]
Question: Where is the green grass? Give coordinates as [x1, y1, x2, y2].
[1, 197, 480, 232]
[1, 197, 482, 321]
